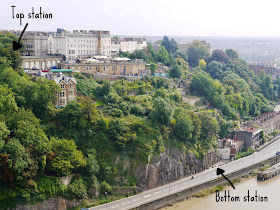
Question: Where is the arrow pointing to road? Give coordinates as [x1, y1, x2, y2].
[13, 23, 28, 51]
[216, 168, 235, 189]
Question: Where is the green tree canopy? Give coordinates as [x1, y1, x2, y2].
[187, 40, 210, 67]
[161, 36, 178, 54]
[150, 97, 173, 126]
[225, 49, 239, 60]
[156, 46, 170, 65]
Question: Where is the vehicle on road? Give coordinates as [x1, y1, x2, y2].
[276, 151, 280, 155]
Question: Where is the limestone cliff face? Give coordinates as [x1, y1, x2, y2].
[135, 149, 203, 190]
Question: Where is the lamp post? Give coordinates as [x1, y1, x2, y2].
[105, 191, 108, 209]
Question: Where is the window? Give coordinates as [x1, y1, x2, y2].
[61, 84, 65, 89]
[69, 91, 73, 96]
[59, 92, 62, 97]
[60, 99, 62, 105]
[70, 83, 73, 88]
[62, 92, 65, 97]
[63, 99, 65, 105]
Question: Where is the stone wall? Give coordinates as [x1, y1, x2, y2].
[113, 187, 142, 195]
[9, 197, 82, 210]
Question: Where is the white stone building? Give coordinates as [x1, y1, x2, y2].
[111, 38, 147, 55]
[218, 147, 231, 160]
[12, 31, 49, 56]
[48, 35, 54, 54]
[218, 138, 244, 160]
[52, 28, 111, 63]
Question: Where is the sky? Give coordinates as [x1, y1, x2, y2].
[2, 0, 280, 37]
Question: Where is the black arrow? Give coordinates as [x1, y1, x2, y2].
[216, 168, 235, 189]
[13, 23, 28, 51]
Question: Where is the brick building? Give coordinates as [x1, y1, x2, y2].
[35, 70, 77, 107]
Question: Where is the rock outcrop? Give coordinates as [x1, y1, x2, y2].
[135, 149, 204, 190]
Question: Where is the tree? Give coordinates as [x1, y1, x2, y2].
[130, 50, 148, 60]
[156, 46, 170, 65]
[0, 122, 9, 152]
[225, 49, 239, 60]
[80, 96, 99, 125]
[199, 59, 207, 71]
[47, 137, 86, 176]
[0, 33, 23, 70]
[174, 58, 189, 70]
[150, 97, 173, 126]
[150, 63, 158, 76]
[0, 85, 18, 121]
[67, 177, 88, 199]
[174, 50, 188, 61]
[161, 36, 178, 54]
[169, 65, 182, 79]
[198, 112, 220, 141]
[108, 119, 136, 148]
[187, 40, 210, 67]
[86, 149, 99, 175]
[58, 101, 82, 135]
[147, 43, 156, 61]
[209, 49, 230, 65]
[208, 60, 223, 79]
[173, 114, 193, 142]
[4, 138, 29, 181]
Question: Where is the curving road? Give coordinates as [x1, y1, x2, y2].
[88, 136, 280, 210]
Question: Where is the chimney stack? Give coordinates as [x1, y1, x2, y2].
[97, 31, 102, 55]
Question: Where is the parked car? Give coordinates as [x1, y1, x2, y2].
[276, 151, 280, 155]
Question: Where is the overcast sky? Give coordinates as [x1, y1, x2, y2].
[1, 0, 280, 37]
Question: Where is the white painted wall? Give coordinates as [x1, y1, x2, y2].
[218, 147, 231, 159]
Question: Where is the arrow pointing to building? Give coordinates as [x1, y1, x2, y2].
[216, 168, 235, 189]
[13, 23, 28, 51]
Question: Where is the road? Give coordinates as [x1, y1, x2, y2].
[88, 136, 280, 210]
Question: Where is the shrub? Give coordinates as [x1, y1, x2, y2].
[67, 178, 88, 199]
[101, 181, 112, 194]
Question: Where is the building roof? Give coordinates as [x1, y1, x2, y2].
[218, 138, 244, 150]
[50, 69, 72, 72]
[36, 70, 47, 77]
[53, 72, 77, 85]
[83, 58, 99, 63]
[93, 55, 109, 59]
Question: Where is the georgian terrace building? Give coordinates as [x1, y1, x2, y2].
[52, 28, 111, 63]
[111, 37, 147, 56]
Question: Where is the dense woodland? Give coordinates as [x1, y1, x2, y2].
[0, 33, 278, 208]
